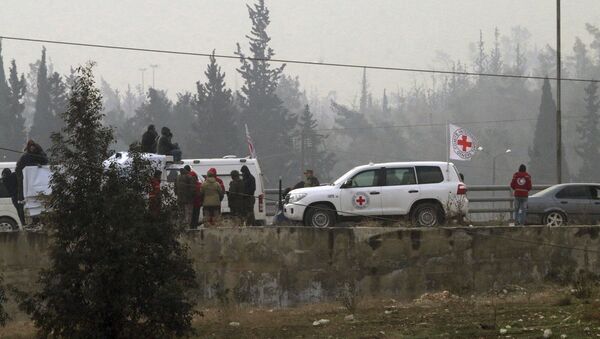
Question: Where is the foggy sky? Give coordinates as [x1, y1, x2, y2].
[0, 0, 599, 104]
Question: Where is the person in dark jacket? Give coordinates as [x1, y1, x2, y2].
[188, 166, 203, 229]
[157, 127, 182, 161]
[16, 140, 48, 201]
[2, 168, 25, 225]
[240, 165, 256, 226]
[227, 170, 245, 217]
[510, 164, 532, 226]
[141, 125, 158, 153]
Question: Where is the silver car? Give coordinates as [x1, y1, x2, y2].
[527, 183, 600, 226]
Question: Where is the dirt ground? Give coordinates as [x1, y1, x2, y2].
[2, 288, 600, 338]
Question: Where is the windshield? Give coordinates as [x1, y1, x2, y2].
[333, 167, 358, 186]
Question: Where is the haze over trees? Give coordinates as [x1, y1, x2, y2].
[0, 2, 599, 185]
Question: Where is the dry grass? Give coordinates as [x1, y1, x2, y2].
[4, 288, 600, 338]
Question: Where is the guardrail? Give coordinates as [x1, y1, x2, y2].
[264, 185, 553, 220]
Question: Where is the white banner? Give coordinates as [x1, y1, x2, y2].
[449, 124, 477, 161]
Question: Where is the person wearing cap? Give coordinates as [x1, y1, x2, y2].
[227, 170, 245, 218]
[304, 169, 320, 188]
[207, 168, 225, 194]
[175, 166, 195, 225]
[141, 125, 158, 153]
[200, 169, 223, 226]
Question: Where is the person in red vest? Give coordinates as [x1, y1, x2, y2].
[188, 170, 203, 229]
[510, 164, 532, 226]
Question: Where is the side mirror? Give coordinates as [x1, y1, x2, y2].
[341, 179, 353, 189]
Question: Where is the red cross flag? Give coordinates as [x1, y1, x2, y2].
[449, 124, 477, 161]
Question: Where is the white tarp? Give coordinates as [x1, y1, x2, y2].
[22, 166, 52, 216]
[22, 153, 173, 216]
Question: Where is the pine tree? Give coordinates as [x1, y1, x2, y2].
[47, 71, 68, 133]
[0, 41, 26, 160]
[576, 81, 600, 181]
[474, 30, 487, 75]
[29, 47, 54, 146]
[18, 63, 196, 338]
[529, 78, 569, 183]
[571, 37, 590, 78]
[359, 67, 369, 113]
[171, 91, 196, 156]
[513, 43, 527, 75]
[298, 105, 334, 178]
[382, 89, 389, 113]
[488, 27, 503, 74]
[130, 88, 172, 134]
[5, 60, 27, 159]
[194, 52, 240, 157]
[236, 0, 297, 183]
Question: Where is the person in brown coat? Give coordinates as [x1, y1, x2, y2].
[200, 169, 223, 226]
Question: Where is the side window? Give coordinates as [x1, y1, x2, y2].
[556, 186, 592, 199]
[385, 168, 416, 186]
[350, 170, 379, 188]
[416, 166, 444, 184]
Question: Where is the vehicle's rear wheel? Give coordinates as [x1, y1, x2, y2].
[411, 203, 442, 227]
[305, 204, 336, 228]
[544, 211, 566, 227]
[0, 217, 18, 232]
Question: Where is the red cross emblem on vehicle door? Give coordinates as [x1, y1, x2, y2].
[457, 135, 472, 151]
[352, 192, 370, 209]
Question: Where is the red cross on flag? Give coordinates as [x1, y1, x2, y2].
[449, 124, 477, 161]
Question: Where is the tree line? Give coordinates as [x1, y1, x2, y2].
[1, 1, 600, 186]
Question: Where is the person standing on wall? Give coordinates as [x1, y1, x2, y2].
[200, 169, 223, 227]
[510, 164, 532, 226]
[240, 165, 256, 226]
[141, 125, 158, 153]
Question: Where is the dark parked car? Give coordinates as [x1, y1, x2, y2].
[527, 183, 600, 226]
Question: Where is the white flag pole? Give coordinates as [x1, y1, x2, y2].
[446, 121, 450, 180]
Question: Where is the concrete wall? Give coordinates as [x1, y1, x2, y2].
[2, 226, 600, 313]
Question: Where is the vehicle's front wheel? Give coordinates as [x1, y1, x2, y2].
[0, 217, 18, 232]
[544, 211, 567, 227]
[305, 204, 336, 228]
[411, 203, 442, 227]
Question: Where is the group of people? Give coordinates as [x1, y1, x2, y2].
[173, 164, 256, 228]
[141, 125, 182, 161]
[1, 140, 49, 226]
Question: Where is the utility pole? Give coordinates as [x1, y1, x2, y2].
[556, 0, 562, 183]
[139, 68, 147, 92]
[149, 64, 159, 88]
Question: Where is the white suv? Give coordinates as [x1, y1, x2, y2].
[284, 161, 468, 227]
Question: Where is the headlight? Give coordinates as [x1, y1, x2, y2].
[288, 193, 307, 203]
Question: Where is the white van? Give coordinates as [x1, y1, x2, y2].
[0, 162, 21, 231]
[181, 157, 267, 225]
